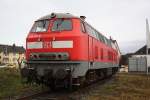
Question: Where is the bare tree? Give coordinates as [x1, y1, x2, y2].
[17, 56, 23, 71]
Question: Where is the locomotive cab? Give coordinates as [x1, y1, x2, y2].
[26, 13, 88, 62]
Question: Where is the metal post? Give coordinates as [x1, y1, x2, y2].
[146, 47, 148, 75]
[146, 18, 149, 75]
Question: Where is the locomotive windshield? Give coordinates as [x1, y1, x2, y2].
[31, 20, 49, 32]
[51, 19, 72, 31]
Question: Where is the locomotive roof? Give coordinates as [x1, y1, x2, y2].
[37, 13, 79, 21]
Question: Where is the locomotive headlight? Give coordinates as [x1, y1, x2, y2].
[52, 41, 73, 48]
[27, 42, 43, 49]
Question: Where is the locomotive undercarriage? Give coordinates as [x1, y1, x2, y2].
[21, 61, 118, 90]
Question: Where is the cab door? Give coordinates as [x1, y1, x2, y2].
[88, 36, 93, 62]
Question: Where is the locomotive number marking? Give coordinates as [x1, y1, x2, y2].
[43, 42, 51, 48]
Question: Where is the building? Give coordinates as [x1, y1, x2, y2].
[134, 45, 150, 55]
[0, 44, 25, 67]
[128, 45, 150, 72]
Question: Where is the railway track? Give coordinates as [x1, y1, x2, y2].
[16, 75, 116, 100]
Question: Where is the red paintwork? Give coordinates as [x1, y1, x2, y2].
[26, 18, 119, 65]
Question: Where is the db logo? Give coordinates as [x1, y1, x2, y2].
[43, 42, 51, 48]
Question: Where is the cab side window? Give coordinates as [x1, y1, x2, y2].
[85, 23, 98, 39]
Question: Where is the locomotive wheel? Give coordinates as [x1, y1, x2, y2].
[112, 67, 118, 75]
[85, 70, 97, 85]
[98, 70, 105, 80]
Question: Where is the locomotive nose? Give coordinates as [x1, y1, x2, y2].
[54, 68, 67, 79]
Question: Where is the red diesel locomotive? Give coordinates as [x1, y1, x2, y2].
[22, 13, 120, 90]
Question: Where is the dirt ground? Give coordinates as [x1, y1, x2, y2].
[73, 72, 150, 100]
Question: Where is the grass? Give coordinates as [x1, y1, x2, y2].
[1, 68, 150, 100]
[0, 67, 44, 99]
[87, 73, 150, 100]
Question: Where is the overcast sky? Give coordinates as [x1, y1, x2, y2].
[0, 0, 150, 54]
